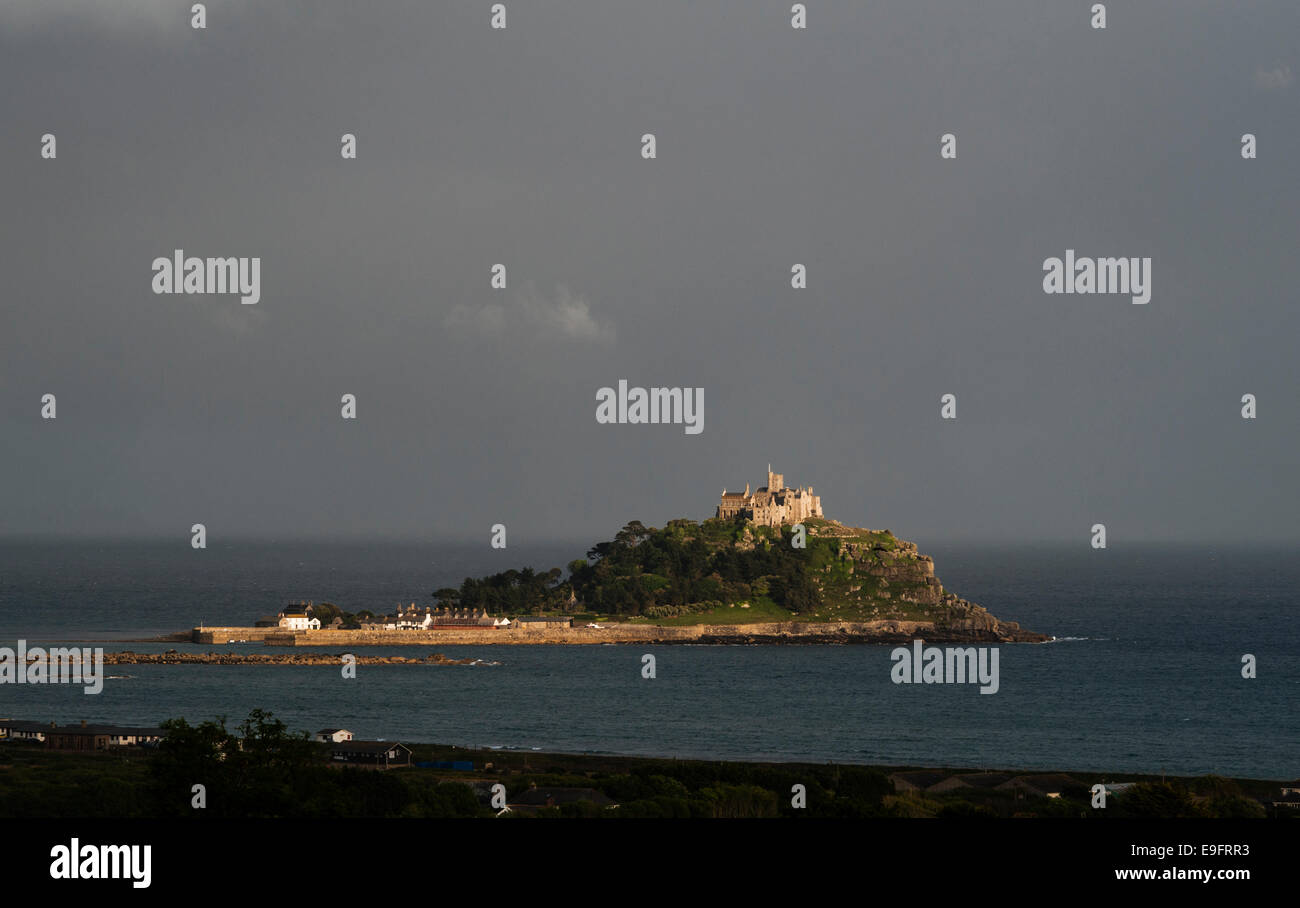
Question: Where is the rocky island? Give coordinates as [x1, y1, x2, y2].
[188, 467, 1048, 646]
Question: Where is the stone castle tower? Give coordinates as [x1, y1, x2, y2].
[716, 465, 823, 527]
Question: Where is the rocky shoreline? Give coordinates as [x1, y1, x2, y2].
[102, 651, 498, 666]
[693, 629, 1049, 646]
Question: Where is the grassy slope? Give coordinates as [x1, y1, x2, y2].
[609, 517, 955, 626]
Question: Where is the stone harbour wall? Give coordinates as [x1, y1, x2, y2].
[192, 620, 969, 647]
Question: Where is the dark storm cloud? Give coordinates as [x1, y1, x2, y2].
[1, 1, 1296, 544]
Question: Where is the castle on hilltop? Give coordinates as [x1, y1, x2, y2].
[716, 465, 823, 527]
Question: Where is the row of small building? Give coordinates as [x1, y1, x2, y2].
[312, 730, 489, 776]
[358, 608, 518, 631]
[312, 729, 415, 768]
[356, 605, 577, 632]
[0, 719, 165, 751]
[0, 720, 426, 770]
[257, 602, 577, 632]
[0, 720, 476, 777]
[0, 720, 613, 814]
[0, 720, 417, 766]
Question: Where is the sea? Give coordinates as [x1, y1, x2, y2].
[0, 539, 1295, 780]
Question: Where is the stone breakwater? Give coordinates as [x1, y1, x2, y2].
[191, 620, 1049, 647]
[105, 651, 493, 666]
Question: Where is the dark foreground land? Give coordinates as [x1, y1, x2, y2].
[0, 711, 1294, 819]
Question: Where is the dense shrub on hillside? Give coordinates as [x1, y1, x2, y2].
[434, 519, 836, 617]
[147, 710, 484, 819]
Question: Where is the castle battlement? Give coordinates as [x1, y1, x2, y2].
[717, 465, 823, 527]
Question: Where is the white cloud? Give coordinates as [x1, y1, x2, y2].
[1254, 64, 1293, 91]
[447, 284, 615, 344]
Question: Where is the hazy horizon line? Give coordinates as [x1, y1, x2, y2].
[1, 532, 1295, 550]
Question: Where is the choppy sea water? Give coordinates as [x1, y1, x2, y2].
[0, 540, 1295, 779]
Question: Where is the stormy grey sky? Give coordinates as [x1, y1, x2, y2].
[2, 1, 1297, 546]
